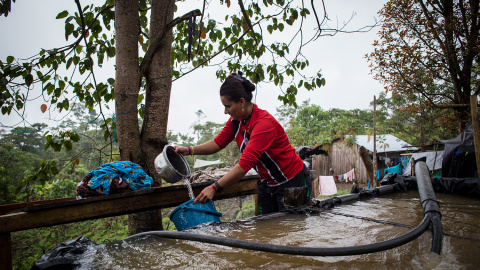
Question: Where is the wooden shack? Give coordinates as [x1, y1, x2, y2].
[311, 134, 417, 184]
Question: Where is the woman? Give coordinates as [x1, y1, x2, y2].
[174, 72, 311, 214]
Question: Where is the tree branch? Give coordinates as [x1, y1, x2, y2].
[140, 9, 202, 76]
[238, 0, 258, 46]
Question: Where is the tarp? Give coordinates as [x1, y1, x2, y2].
[32, 236, 98, 270]
[380, 173, 480, 197]
[193, 159, 223, 168]
[353, 134, 418, 153]
[442, 114, 479, 177]
[403, 151, 444, 176]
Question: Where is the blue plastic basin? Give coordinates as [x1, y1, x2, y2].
[169, 199, 222, 231]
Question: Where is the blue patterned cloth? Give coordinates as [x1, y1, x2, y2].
[87, 161, 153, 194]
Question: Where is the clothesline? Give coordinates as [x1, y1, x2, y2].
[332, 168, 356, 183]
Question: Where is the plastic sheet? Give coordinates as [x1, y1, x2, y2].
[32, 236, 98, 270]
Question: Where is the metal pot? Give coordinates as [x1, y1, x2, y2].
[154, 145, 191, 183]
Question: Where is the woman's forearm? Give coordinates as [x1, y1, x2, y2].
[192, 140, 222, 155]
[216, 164, 247, 189]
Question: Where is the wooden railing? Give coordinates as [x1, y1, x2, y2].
[0, 176, 259, 270]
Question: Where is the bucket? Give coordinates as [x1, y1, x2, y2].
[169, 199, 222, 231]
[154, 145, 191, 183]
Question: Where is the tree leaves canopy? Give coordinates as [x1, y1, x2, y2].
[367, 0, 480, 130]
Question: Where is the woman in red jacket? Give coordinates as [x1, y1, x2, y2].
[175, 72, 311, 214]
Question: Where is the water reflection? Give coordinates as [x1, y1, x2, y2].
[77, 192, 480, 269]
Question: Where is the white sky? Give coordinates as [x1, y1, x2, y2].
[0, 0, 387, 135]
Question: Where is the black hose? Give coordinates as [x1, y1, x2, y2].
[415, 161, 443, 254]
[123, 165, 442, 257]
[124, 214, 431, 256]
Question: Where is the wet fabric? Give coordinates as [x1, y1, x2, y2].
[76, 174, 131, 198]
[76, 161, 153, 197]
[189, 166, 231, 183]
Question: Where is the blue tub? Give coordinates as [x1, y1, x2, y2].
[169, 199, 222, 231]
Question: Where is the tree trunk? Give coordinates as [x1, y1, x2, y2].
[115, 0, 141, 162]
[140, 0, 175, 184]
[127, 0, 176, 235]
[115, 0, 177, 234]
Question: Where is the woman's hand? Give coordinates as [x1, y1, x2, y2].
[174, 145, 189, 156]
[193, 185, 216, 204]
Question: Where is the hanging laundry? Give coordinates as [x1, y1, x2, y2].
[318, 176, 338, 196]
[384, 163, 403, 175]
[345, 168, 355, 182]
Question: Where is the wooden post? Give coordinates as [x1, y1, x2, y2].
[359, 146, 374, 186]
[470, 95, 480, 176]
[0, 233, 12, 270]
[373, 95, 377, 187]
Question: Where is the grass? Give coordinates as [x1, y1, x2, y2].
[316, 188, 351, 199]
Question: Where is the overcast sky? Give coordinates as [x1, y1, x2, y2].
[0, 0, 388, 135]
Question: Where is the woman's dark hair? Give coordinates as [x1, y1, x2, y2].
[219, 71, 256, 102]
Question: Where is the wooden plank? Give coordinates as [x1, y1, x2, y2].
[0, 197, 76, 215]
[0, 177, 258, 234]
[0, 233, 12, 270]
[470, 95, 480, 176]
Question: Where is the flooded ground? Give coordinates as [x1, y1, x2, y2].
[77, 192, 480, 269]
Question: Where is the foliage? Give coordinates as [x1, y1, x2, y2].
[0, 123, 48, 155]
[278, 101, 375, 146]
[374, 91, 457, 146]
[317, 188, 350, 199]
[12, 216, 129, 270]
[367, 0, 480, 129]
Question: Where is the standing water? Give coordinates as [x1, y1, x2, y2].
[62, 192, 480, 269]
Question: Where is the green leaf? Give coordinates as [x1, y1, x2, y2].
[107, 47, 115, 58]
[75, 45, 82, 54]
[64, 140, 73, 152]
[278, 23, 284, 32]
[6, 56, 14, 64]
[267, 25, 273, 34]
[56, 10, 69, 19]
[66, 58, 73, 69]
[65, 23, 74, 40]
[25, 74, 33, 86]
[66, 16, 74, 24]
[107, 78, 115, 85]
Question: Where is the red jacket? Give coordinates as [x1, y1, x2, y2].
[214, 104, 304, 186]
